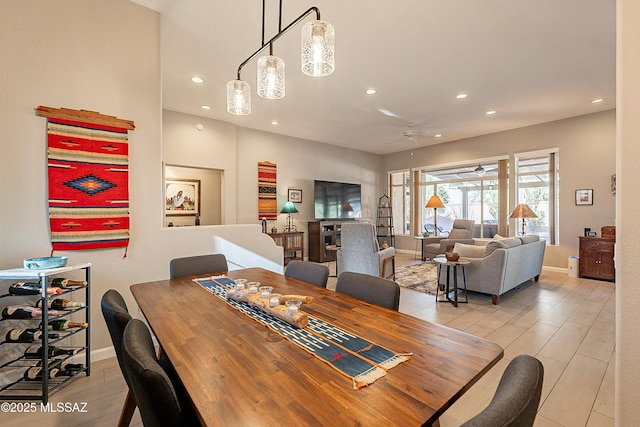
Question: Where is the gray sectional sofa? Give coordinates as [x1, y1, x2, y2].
[440, 235, 546, 304]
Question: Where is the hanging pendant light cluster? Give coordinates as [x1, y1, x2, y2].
[226, 1, 334, 115]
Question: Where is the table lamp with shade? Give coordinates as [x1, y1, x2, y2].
[281, 201, 299, 232]
[425, 195, 445, 236]
[509, 203, 538, 235]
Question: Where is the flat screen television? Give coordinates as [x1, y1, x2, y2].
[314, 180, 361, 220]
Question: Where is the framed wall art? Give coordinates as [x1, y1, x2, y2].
[611, 174, 616, 194]
[165, 178, 201, 216]
[575, 189, 593, 206]
[288, 188, 302, 203]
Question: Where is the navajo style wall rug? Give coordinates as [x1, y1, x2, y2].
[38, 107, 135, 253]
[258, 161, 277, 220]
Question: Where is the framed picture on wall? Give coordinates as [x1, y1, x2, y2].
[165, 178, 201, 216]
[288, 188, 302, 203]
[575, 189, 593, 205]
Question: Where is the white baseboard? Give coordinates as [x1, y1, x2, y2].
[91, 346, 116, 362]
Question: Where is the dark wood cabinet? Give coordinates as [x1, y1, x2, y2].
[268, 231, 304, 265]
[308, 221, 342, 263]
[579, 236, 615, 281]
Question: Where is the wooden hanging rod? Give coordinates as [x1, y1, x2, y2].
[36, 106, 135, 130]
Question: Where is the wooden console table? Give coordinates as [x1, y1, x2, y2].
[268, 231, 304, 265]
[579, 236, 615, 281]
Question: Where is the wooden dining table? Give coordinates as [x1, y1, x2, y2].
[130, 267, 503, 426]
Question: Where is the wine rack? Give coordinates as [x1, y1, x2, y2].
[0, 263, 91, 403]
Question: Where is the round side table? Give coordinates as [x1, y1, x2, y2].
[433, 257, 470, 307]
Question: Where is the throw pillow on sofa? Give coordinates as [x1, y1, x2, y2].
[453, 243, 487, 258]
[483, 236, 522, 257]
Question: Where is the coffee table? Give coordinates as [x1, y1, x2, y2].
[433, 257, 470, 307]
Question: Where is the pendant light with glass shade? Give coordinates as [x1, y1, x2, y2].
[226, 1, 334, 115]
[226, 80, 251, 115]
[301, 20, 335, 77]
[257, 50, 285, 99]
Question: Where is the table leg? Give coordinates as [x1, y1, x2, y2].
[452, 266, 459, 307]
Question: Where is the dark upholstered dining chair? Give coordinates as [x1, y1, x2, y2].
[460, 354, 544, 427]
[169, 253, 228, 279]
[100, 289, 137, 427]
[285, 260, 330, 288]
[336, 271, 400, 311]
[122, 319, 201, 427]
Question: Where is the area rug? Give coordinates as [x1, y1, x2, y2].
[395, 262, 439, 294]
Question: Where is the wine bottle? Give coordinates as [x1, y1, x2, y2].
[47, 319, 88, 330]
[9, 282, 62, 296]
[1, 306, 59, 319]
[5, 328, 60, 343]
[35, 299, 86, 310]
[50, 278, 87, 288]
[24, 345, 79, 359]
[23, 364, 82, 381]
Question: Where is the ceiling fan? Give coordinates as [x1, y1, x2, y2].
[386, 123, 429, 144]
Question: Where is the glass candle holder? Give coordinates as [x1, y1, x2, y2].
[247, 282, 260, 294]
[234, 278, 247, 291]
[269, 293, 282, 308]
[286, 299, 302, 315]
[259, 286, 272, 299]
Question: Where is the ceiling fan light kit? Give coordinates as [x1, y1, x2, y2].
[226, 1, 334, 115]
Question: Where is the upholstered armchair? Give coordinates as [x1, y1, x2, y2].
[337, 222, 395, 280]
[422, 219, 475, 260]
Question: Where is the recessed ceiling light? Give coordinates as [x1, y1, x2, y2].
[456, 93, 468, 99]
[201, 105, 211, 110]
[486, 110, 496, 115]
[592, 98, 604, 104]
[434, 134, 442, 138]
[191, 77, 204, 84]
[271, 120, 278, 125]
[365, 89, 377, 95]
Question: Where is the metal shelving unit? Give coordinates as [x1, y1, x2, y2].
[376, 195, 395, 248]
[0, 263, 91, 403]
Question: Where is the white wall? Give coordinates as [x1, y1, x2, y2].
[616, 0, 640, 424]
[162, 110, 237, 224]
[383, 110, 616, 269]
[162, 114, 384, 254]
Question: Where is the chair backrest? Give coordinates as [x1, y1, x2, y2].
[460, 354, 544, 427]
[447, 219, 475, 239]
[336, 271, 400, 311]
[285, 260, 330, 288]
[169, 253, 228, 279]
[100, 289, 132, 377]
[340, 222, 380, 253]
[122, 319, 199, 427]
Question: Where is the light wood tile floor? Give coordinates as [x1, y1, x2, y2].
[0, 252, 615, 426]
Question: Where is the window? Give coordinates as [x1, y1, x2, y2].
[389, 170, 410, 236]
[417, 161, 505, 238]
[514, 151, 558, 243]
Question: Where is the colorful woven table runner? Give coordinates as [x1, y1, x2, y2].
[196, 277, 411, 389]
[47, 118, 130, 251]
